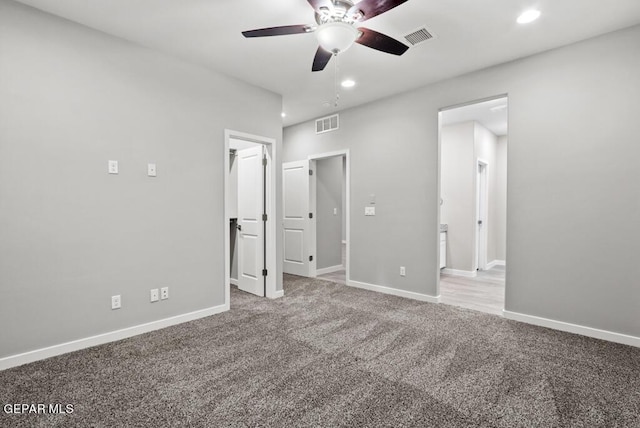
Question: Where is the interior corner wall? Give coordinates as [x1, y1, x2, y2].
[283, 24, 640, 338]
[316, 157, 343, 270]
[440, 122, 476, 272]
[0, 0, 282, 359]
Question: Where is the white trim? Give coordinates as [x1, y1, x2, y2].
[308, 150, 350, 286]
[316, 265, 344, 276]
[503, 310, 640, 348]
[224, 129, 278, 301]
[270, 289, 284, 299]
[229, 278, 238, 286]
[486, 260, 506, 269]
[348, 280, 440, 304]
[441, 268, 477, 277]
[0, 305, 228, 371]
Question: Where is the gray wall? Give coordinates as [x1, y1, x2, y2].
[316, 157, 343, 270]
[0, 0, 282, 358]
[441, 122, 476, 272]
[495, 136, 508, 262]
[284, 24, 640, 338]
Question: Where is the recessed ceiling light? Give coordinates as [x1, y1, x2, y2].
[517, 9, 541, 24]
[341, 79, 356, 88]
[281, 112, 286, 118]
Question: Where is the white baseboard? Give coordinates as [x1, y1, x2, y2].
[503, 310, 640, 348]
[269, 289, 284, 299]
[348, 280, 440, 304]
[441, 268, 477, 277]
[316, 265, 344, 276]
[229, 278, 238, 286]
[0, 304, 229, 371]
[486, 260, 506, 269]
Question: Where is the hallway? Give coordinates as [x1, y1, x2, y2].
[439, 266, 505, 316]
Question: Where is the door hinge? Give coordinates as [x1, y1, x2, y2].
[309, 170, 313, 176]
[262, 156, 267, 166]
[309, 256, 313, 262]
[262, 214, 268, 221]
[309, 213, 313, 219]
[262, 269, 268, 276]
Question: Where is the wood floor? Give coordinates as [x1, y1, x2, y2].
[317, 243, 346, 285]
[316, 244, 504, 316]
[439, 266, 505, 315]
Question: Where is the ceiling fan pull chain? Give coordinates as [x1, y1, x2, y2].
[334, 53, 340, 107]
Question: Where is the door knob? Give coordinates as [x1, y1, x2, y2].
[236, 224, 242, 231]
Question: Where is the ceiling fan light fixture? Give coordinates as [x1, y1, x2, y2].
[316, 21, 359, 54]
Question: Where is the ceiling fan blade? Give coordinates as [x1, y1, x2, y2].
[349, 0, 409, 22]
[242, 25, 313, 38]
[355, 27, 409, 55]
[312, 46, 333, 72]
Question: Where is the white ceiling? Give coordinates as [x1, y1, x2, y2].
[15, 0, 640, 126]
[441, 97, 508, 136]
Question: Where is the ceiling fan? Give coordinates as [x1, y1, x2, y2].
[242, 0, 410, 72]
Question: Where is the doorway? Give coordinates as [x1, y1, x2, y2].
[282, 150, 350, 285]
[476, 159, 488, 271]
[438, 96, 508, 315]
[224, 130, 277, 306]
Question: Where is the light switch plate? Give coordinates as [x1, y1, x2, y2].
[365, 206, 376, 216]
[150, 289, 159, 303]
[147, 163, 157, 177]
[108, 160, 118, 174]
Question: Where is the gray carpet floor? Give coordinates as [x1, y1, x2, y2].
[1, 274, 640, 427]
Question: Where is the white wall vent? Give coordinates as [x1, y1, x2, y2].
[315, 114, 339, 134]
[404, 26, 435, 46]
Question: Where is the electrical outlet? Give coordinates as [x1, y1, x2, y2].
[150, 289, 159, 303]
[111, 295, 121, 310]
[108, 160, 118, 174]
[160, 287, 169, 300]
[400, 266, 406, 277]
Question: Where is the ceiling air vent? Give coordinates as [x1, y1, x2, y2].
[315, 114, 339, 134]
[404, 27, 434, 46]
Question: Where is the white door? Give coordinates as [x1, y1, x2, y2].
[476, 161, 488, 270]
[237, 145, 265, 296]
[283, 160, 316, 276]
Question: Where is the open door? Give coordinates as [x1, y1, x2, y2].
[283, 160, 316, 276]
[237, 145, 265, 296]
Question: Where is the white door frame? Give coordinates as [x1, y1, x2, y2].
[308, 150, 350, 283]
[224, 129, 277, 306]
[475, 158, 489, 271]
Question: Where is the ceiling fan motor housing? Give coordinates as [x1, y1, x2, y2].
[315, 0, 362, 25]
